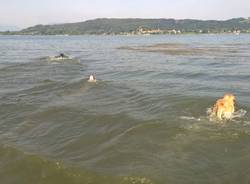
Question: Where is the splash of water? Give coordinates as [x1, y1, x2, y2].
[207, 107, 247, 122]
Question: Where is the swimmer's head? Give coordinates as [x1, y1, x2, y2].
[88, 74, 96, 82]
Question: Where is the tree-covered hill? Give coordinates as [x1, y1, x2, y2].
[2, 17, 250, 35]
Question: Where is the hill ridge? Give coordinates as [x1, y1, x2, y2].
[2, 17, 250, 35]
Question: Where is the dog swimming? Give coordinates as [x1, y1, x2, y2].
[212, 94, 235, 120]
[207, 94, 246, 122]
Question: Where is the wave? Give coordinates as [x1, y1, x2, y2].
[0, 144, 155, 184]
[31, 55, 81, 65]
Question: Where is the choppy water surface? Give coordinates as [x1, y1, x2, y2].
[0, 34, 250, 184]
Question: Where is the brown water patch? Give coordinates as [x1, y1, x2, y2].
[118, 43, 238, 56]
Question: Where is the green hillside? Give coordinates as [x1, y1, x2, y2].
[2, 17, 250, 35]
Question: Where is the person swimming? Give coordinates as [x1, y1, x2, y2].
[88, 74, 97, 83]
[55, 53, 68, 59]
[49, 53, 69, 61]
[59, 53, 66, 57]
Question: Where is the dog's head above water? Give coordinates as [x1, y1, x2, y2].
[223, 93, 235, 102]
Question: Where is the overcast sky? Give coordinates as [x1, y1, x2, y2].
[1, 0, 250, 28]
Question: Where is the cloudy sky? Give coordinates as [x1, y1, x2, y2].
[1, 0, 250, 28]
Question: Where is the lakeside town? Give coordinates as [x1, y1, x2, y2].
[118, 26, 246, 35]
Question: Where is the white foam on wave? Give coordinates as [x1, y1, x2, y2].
[243, 121, 250, 125]
[206, 107, 213, 115]
[179, 116, 201, 121]
[45, 55, 80, 64]
[207, 107, 247, 122]
[231, 109, 247, 118]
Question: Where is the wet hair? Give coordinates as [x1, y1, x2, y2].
[60, 53, 65, 57]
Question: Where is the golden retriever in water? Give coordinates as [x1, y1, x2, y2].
[212, 94, 235, 120]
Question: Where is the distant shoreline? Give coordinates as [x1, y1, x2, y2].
[1, 33, 250, 36]
[1, 17, 250, 36]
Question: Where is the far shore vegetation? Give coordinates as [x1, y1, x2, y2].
[1, 17, 250, 35]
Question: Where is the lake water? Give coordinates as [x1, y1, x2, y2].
[0, 34, 250, 184]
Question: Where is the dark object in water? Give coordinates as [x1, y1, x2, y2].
[59, 53, 65, 57]
[55, 53, 69, 59]
[49, 53, 70, 60]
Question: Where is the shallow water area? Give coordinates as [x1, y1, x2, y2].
[0, 34, 250, 184]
